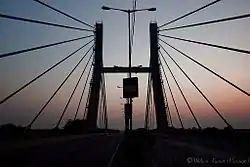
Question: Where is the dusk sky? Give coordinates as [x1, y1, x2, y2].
[0, 0, 249, 130]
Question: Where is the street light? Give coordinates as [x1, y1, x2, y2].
[148, 8, 156, 11]
[102, 5, 156, 77]
[102, 6, 156, 13]
[102, 5, 156, 76]
[102, 5, 156, 131]
[101, 6, 111, 10]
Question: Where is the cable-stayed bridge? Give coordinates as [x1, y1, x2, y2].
[0, 0, 250, 166]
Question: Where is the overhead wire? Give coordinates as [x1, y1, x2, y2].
[159, 14, 250, 32]
[158, 0, 221, 28]
[33, 0, 94, 29]
[159, 50, 201, 129]
[55, 51, 94, 128]
[159, 42, 233, 128]
[0, 39, 94, 105]
[159, 56, 184, 129]
[159, 38, 250, 98]
[159, 34, 250, 55]
[0, 13, 94, 32]
[0, 35, 94, 59]
[74, 59, 93, 120]
[26, 44, 94, 129]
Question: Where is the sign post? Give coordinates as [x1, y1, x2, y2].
[124, 103, 132, 119]
[122, 77, 138, 131]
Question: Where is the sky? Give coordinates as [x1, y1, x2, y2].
[0, 0, 249, 130]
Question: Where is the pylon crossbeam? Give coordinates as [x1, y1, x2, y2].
[102, 67, 151, 73]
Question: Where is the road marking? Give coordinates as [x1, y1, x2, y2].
[108, 141, 122, 167]
[152, 159, 158, 167]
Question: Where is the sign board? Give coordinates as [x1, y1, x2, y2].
[123, 77, 139, 98]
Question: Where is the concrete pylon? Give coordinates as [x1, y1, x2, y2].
[86, 23, 103, 129]
[149, 22, 168, 131]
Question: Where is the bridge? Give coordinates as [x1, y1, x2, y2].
[0, 0, 250, 166]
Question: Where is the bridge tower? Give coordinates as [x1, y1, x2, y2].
[86, 23, 103, 129]
[86, 22, 168, 130]
[149, 22, 168, 131]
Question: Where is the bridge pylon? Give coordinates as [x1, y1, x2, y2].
[86, 22, 168, 131]
[86, 23, 103, 129]
[149, 22, 168, 131]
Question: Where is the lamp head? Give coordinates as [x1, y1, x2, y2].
[148, 8, 156, 11]
[102, 6, 111, 10]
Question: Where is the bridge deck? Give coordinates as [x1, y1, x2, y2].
[1, 133, 249, 167]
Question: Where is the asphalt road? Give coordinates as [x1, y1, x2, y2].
[2, 133, 249, 167]
[153, 135, 250, 167]
[1, 134, 122, 167]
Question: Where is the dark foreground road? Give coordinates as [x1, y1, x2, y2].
[153, 135, 250, 167]
[1, 132, 249, 167]
[0, 134, 122, 167]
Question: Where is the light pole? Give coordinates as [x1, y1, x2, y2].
[102, 6, 156, 77]
[102, 6, 156, 130]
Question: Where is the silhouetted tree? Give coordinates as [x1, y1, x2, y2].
[0, 123, 24, 140]
[0, 123, 16, 130]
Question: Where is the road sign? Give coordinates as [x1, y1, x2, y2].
[123, 77, 138, 98]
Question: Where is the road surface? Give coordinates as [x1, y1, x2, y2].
[1, 134, 122, 167]
[1, 133, 249, 167]
[153, 134, 250, 167]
